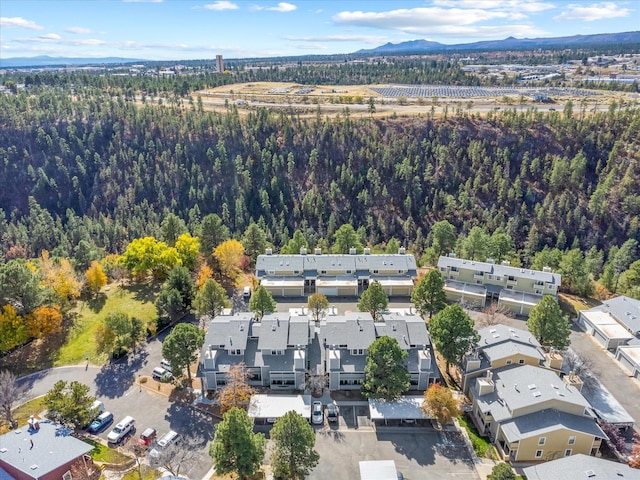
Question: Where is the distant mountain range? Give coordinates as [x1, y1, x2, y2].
[0, 55, 147, 68]
[355, 31, 640, 55]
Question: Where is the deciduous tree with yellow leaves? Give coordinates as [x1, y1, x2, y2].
[0, 305, 28, 354]
[85, 260, 107, 296]
[26, 305, 63, 339]
[214, 239, 245, 284]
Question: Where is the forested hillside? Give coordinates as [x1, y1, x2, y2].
[0, 87, 638, 266]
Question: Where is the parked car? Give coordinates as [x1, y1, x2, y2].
[88, 411, 113, 433]
[326, 402, 339, 422]
[160, 359, 172, 372]
[138, 427, 157, 447]
[243, 286, 251, 298]
[152, 366, 172, 382]
[149, 430, 179, 458]
[312, 401, 324, 425]
[107, 416, 135, 444]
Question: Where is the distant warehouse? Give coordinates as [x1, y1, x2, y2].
[255, 248, 417, 298]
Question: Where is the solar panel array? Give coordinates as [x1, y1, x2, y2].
[370, 85, 598, 98]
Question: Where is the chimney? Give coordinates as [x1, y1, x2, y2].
[543, 266, 552, 272]
[300, 247, 307, 255]
[501, 260, 510, 266]
[266, 248, 273, 255]
[364, 247, 371, 255]
[399, 246, 406, 254]
[448, 252, 456, 258]
[349, 247, 356, 255]
[315, 247, 322, 255]
[486, 258, 494, 264]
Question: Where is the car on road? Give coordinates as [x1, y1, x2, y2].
[327, 403, 338, 422]
[107, 415, 135, 444]
[312, 401, 324, 425]
[88, 411, 113, 433]
[149, 430, 179, 458]
[138, 427, 157, 447]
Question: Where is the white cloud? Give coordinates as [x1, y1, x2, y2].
[433, 0, 555, 13]
[0, 17, 44, 30]
[253, 2, 296, 12]
[293, 43, 328, 50]
[554, 2, 631, 21]
[65, 26, 93, 34]
[331, 6, 554, 37]
[39, 33, 62, 41]
[204, 1, 239, 10]
[284, 34, 388, 44]
[333, 7, 509, 29]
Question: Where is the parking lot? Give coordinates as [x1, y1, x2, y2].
[304, 427, 478, 480]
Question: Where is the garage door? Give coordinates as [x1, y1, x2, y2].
[593, 329, 609, 349]
[318, 287, 337, 297]
[617, 353, 635, 374]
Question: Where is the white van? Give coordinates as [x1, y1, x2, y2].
[90, 400, 105, 415]
[160, 359, 172, 372]
[107, 416, 135, 444]
[149, 430, 179, 458]
[243, 286, 251, 298]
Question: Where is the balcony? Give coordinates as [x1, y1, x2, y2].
[473, 273, 485, 280]
[506, 279, 518, 286]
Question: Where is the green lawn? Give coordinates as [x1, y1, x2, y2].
[458, 413, 492, 458]
[84, 437, 132, 464]
[55, 282, 160, 366]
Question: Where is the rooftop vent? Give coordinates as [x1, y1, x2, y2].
[528, 384, 536, 390]
[229, 336, 232, 345]
[239, 324, 244, 331]
[271, 324, 276, 331]
[533, 391, 542, 397]
[392, 325, 397, 331]
[585, 470, 595, 478]
[30, 465, 39, 471]
[399, 247, 406, 254]
[359, 325, 363, 332]
[0, 448, 7, 453]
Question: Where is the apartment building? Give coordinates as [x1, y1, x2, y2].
[437, 255, 562, 315]
[320, 312, 437, 391]
[199, 310, 438, 394]
[255, 248, 417, 298]
[469, 365, 605, 462]
[199, 312, 312, 391]
[461, 324, 564, 394]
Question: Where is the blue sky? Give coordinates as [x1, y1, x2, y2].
[1, 1, 638, 60]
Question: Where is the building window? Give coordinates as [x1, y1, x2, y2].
[373, 269, 379, 274]
[495, 276, 502, 281]
[535, 450, 543, 458]
[535, 280, 544, 286]
[535, 289, 543, 295]
[568, 436, 576, 445]
[351, 349, 365, 355]
[506, 285, 514, 290]
[440, 267, 447, 272]
[518, 359, 525, 364]
[346, 270, 352, 274]
[538, 437, 546, 446]
[506, 359, 512, 365]
[487, 275, 494, 280]
[230, 349, 242, 355]
[216, 379, 227, 386]
[320, 270, 327, 274]
[267, 270, 275, 275]
[451, 266, 458, 272]
[565, 449, 572, 457]
[398, 269, 405, 274]
[476, 280, 483, 284]
[547, 284, 556, 290]
[270, 349, 284, 355]
[507, 275, 516, 282]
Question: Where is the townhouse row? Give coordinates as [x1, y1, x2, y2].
[198, 310, 439, 393]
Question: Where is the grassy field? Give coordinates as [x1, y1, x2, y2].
[558, 292, 601, 319]
[55, 282, 160, 366]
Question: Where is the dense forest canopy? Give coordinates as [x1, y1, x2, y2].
[0, 84, 638, 269]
